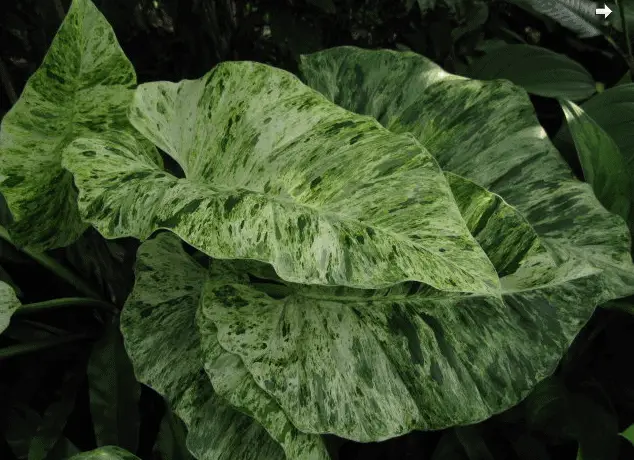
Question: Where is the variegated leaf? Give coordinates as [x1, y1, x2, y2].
[196, 166, 593, 441]
[120, 233, 327, 460]
[0, 280, 20, 334]
[63, 60, 500, 293]
[0, 0, 156, 250]
[198, 250, 601, 441]
[299, 46, 634, 298]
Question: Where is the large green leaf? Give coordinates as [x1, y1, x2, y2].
[1, 403, 79, 460]
[556, 84, 634, 230]
[0, 0, 154, 250]
[87, 318, 141, 453]
[467, 44, 596, 101]
[559, 99, 632, 221]
[177, 46, 634, 442]
[1, 279, 20, 334]
[299, 46, 634, 297]
[198, 249, 601, 441]
[68, 446, 141, 460]
[63, 60, 500, 293]
[120, 233, 327, 460]
[574, 84, 634, 161]
[194, 172, 583, 441]
[28, 365, 84, 460]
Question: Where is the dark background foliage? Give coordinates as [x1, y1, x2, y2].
[1, 1, 633, 459]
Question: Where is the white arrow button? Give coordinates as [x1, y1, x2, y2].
[596, 3, 612, 18]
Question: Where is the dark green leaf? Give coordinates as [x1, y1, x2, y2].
[61, 229, 135, 305]
[152, 408, 195, 460]
[467, 44, 596, 100]
[560, 99, 632, 220]
[27, 368, 84, 460]
[87, 318, 141, 453]
[2, 404, 42, 459]
[307, 0, 336, 14]
[454, 426, 494, 460]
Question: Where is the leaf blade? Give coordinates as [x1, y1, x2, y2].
[0, 0, 142, 250]
[87, 318, 141, 453]
[65, 61, 501, 293]
[467, 44, 596, 101]
[559, 99, 632, 220]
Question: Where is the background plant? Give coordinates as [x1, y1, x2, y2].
[1, 1, 633, 460]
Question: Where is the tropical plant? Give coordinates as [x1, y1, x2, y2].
[1, 1, 634, 459]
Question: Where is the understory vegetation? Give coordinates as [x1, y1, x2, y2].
[1, 1, 634, 459]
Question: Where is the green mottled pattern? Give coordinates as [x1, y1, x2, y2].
[120, 233, 321, 460]
[444, 172, 555, 277]
[560, 99, 632, 221]
[0, 0, 143, 250]
[199, 257, 601, 441]
[299, 46, 634, 297]
[65, 60, 500, 293]
[194, 172, 593, 440]
[198, 262, 330, 460]
[0, 280, 20, 334]
[68, 446, 141, 460]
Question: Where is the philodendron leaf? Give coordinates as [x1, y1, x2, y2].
[467, 44, 596, 101]
[1, 280, 20, 334]
[556, 84, 634, 230]
[153, 407, 195, 460]
[63, 60, 500, 293]
[120, 233, 328, 460]
[0, 0, 157, 251]
[194, 170, 557, 443]
[87, 318, 141, 453]
[68, 446, 141, 460]
[559, 99, 632, 221]
[299, 46, 634, 298]
[28, 366, 84, 460]
[197, 264, 330, 460]
[198, 249, 601, 441]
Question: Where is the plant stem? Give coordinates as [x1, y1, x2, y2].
[14, 297, 117, 315]
[0, 225, 105, 301]
[0, 333, 87, 361]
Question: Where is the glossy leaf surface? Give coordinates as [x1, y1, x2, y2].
[467, 44, 596, 101]
[64, 61, 500, 293]
[120, 233, 327, 460]
[0, 0, 148, 250]
[560, 99, 632, 221]
[300, 46, 634, 298]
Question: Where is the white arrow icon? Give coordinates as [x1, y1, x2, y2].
[596, 3, 612, 18]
